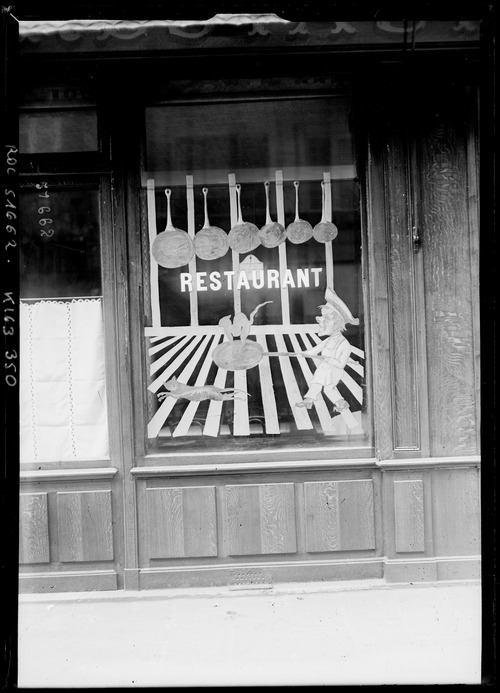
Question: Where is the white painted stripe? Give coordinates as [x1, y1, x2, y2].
[256, 334, 280, 435]
[172, 335, 217, 437]
[145, 323, 322, 337]
[148, 336, 178, 356]
[148, 335, 207, 393]
[323, 172, 335, 290]
[323, 386, 359, 429]
[341, 370, 364, 404]
[276, 170, 290, 326]
[203, 337, 229, 438]
[147, 335, 213, 437]
[288, 333, 334, 434]
[149, 335, 190, 376]
[233, 368, 250, 436]
[274, 334, 313, 430]
[147, 395, 177, 439]
[228, 174, 241, 315]
[350, 345, 365, 359]
[186, 175, 199, 327]
[347, 358, 365, 377]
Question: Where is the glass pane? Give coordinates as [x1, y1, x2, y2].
[144, 82, 369, 454]
[146, 96, 354, 186]
[19, 110, 98, 153]
[19, 183, 102, 298]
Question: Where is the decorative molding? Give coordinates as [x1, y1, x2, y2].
[132, 455, 480, 477]
[136, 557, 384, 589]
[376, 455, 480, 470]
[20, 467, 118, 483]
[383, 555, 481, 583]
[384, 554, 481, 565]
[18, 20, 481, 53]
[132, 458, 378, 477]
[375, 20, 427, 34]
[18, 569, 118, 593]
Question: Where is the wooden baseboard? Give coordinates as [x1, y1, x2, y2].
[133, 558, 384, 590]
[18, 569, 118, 593]
[17, 557, 480, 593]
[383, 556, 481, 583]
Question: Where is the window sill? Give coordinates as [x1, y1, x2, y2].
[132, 455, 377, 477]
[20, 467, 118, 483]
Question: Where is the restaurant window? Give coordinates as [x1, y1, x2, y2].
[19, 180, 109, 464]
[19, 68, 99, 154]
[142, 75, 369, 454]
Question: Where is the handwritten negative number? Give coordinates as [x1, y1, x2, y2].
[36, 183, 55, 237]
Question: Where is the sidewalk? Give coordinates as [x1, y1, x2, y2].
[18, 579, 481, 687]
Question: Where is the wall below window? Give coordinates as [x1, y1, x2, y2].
[19, 457, 480, 592]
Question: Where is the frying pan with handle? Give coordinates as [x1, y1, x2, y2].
[228, 184, 261, 254]
[286, 181, 313, 244]
[258, 181, 286, 248]
[151, 189, 194, 269]
[193, 187, 230, 260]
[313, 180, 338, 243]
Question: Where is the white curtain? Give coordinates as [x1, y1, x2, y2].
[20, 299, 109, 463]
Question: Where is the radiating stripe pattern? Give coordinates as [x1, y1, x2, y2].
[146, 328, 365, 438]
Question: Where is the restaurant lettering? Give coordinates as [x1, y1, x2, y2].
[180, 267, 323, 292]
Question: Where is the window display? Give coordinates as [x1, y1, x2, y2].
[143, 80, 368, 451]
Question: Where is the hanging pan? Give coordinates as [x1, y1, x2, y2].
[228, 184, 261, 254]
[313, 180, 338, 243]
[151, 189, 194, 269]
[286, 180, 313, 244]
[193, 187, 229, 261]
[258, 181, 286, 248]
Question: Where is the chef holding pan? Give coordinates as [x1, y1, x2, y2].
[296, 288, 359, 414]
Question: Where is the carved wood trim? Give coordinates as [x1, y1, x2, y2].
[131, 458, 378, 477]
[376, 455, 480, 470]
[20, 467, 118, 482]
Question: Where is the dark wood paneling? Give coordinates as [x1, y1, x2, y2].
[385, 138, 420, 451]
[431, 467, 480, 556]
[224, 483, 297, 556]
[146, 486, 217, 558]
[304, 481, 340, 552]
[57, 490, 114, 562]
[365, 126, 394, 460]
[304, 480, 375, 552]
[19, 493, 50, 564]
[393, 479, 425, 552]
[364, 67, 423, 456]
[418, 81, 478, 456]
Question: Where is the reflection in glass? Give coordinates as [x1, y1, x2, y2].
[19, 185, 102, 298]
[20, 110, 98, 153]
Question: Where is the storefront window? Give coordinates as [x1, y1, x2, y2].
[19, 184, 101, 298]
[20, 110, 98, 154]
[143, 76, 368, 453]
[19, 73, 98, 154]
[19, 181, 109, 463]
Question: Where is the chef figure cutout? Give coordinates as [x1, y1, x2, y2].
[297, 288, 360, 429]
